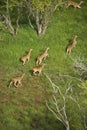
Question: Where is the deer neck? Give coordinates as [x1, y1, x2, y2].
[79, 1, 83, 6]
[28, 50, 32, 55]
[21, 74, 24, 80]
[45, 49, 48, 53]
[42, 64, 45, 68]
[74, 36, 77, 41]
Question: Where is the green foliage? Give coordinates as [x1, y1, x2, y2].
[78, 81, 87, 90]
[31, 0, 51, 12]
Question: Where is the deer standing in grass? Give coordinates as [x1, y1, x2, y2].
[8, 73, 25, 88]
[66, 0, 84, 8]
[21, 48, 33, 65]
[36, 47, 49, 64]
[32, 63, 45, 75]
[66, 35, 77, 54]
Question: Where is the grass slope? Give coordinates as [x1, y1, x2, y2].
[0, 1, 87, 130]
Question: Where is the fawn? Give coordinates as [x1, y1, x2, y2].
[8, 73, 25, 88]
[36, 47, 49, 64]
[21, 48, 33, 65]
[66, 0, 84, 8]
[66, 35, 77, 54]
[32, 63, 45, 75]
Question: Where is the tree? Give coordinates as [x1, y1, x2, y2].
[0, 0, 66, 36]
[45, 73, 86, 130]
[25, 0, 66, 36]
[0, 0, 23, 35]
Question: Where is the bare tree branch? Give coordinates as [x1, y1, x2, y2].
[46, 101, 66, 126]
[45, 73, 87, 130]
[83, 115, 87, 129]
[15, 6, 20, 35]
[58, 72, 83, 82]
[70, 55, 87, 74]
[53, 1, 67, 12]
[45, 73, 70, 130]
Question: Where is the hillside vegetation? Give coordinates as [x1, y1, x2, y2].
[0, 1, 87, 130]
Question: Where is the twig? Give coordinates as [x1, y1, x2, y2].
[83, 115, 87, 129]
[46, 101, 66, 126]
[58, 72, 83, 82]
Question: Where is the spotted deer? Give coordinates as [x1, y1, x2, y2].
[21, 48, 33, 65]
[32, 63, 45, 75]
[36, 47, 49, 64]
[66, 35, 77, 54]
[8, 73, 25, 88]
[66, 0, 84, 8]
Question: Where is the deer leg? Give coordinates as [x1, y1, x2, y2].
[8, 81, 13, 88]
[19, 81, 22, 87]
[43, 56, 46, 60]
[38, 70, 41, 75]
[66, 49, 69, 54]
[23, 60, 25, 65]
[68, 50, 71, 54]
[14, 81, 18, 88]
[78, 6, 81, 8]
[36, 60, 38, 64]
[27, 57, 30, 62]
[66, 4, 69, 8]
[39, 59, 42, 64]
[33, 71, 36, 75]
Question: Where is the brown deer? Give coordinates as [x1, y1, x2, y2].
[66, 35, 77, 54]
[36, 47, 49, 64]
[66, 0, 84, 8]
[32, 63, 45, 75]
[8, 73, 25, 88]
[21, 48, 33, 65]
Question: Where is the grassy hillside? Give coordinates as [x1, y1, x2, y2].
[0, 1, 87, 130]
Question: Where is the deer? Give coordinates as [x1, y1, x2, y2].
[66, 35, 77, 54]
[66, 0, 84, 8]
[8, 73, 25, 88]
[32, 63, 45, 75]
[21, 48, 33, 65]
[36, 47, 49, 64]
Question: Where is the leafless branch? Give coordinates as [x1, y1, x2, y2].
[3, 14, 15, 35]
[25, 0, 34, 29]
[44, 73, 58, 93]
[45, 73, 70, 130]
[58, 72, 83, 82]
[70, 55, 87, 74]
[2, 0, 15, 35]
[15, 6, 20, 35]
[83, 115, 87, 129]
[46, 101, 66, 126]
[65, 82, 73, 95]
[53, 1, 67, 12]
[45, 73, 87, 130]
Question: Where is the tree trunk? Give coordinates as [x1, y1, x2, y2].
[65, 121, 70, 130]
[4, 0, 15, 35]
[3, 15, 15, 35]
[36, 9, 40, 36]
[36, 10, 48, 36]
[37, 23, 48, 36]
[41, 24, 48, 36]
[37, 24, 42, 36]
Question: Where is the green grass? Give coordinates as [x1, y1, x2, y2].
[0, 1, 87, 130]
